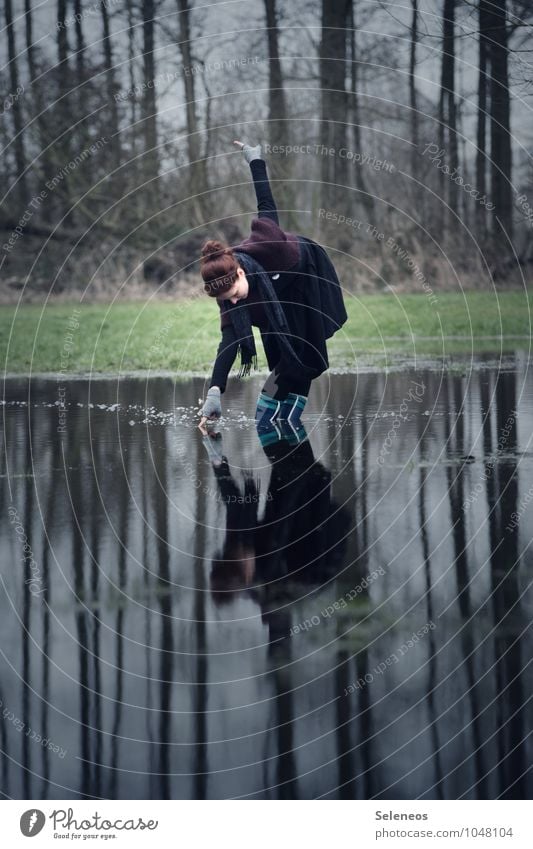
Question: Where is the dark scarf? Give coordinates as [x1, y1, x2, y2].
[220, 251, 315, 380]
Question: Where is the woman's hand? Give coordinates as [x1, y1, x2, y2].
[198, 386, 222, 433]
[234, 139, 262, 163]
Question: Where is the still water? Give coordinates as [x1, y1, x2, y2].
[1, 354, 532, 799]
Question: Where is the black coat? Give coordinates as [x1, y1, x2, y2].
[260, 235, 348, 379]
[210, 233, 348, 391]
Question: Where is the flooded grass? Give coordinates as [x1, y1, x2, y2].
[1, 292, 531, 374]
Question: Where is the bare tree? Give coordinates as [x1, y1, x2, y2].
[348, 1, 376, 223]
[24, 0, 51, 182]
[320, 0, 351, 206]
[409, 0, 419, 175]
[74, 0, 86, 83]
[55, 0, 72, 169]
[438, 0, 458, 218]
[263, 0, 294, 221]
[126, 1, 138, 142]
[24, 0, 37, 81]
[476, 0, 489, 240]
[264, 0, 287, 149]
[177, 0, 207, 218]
[142, 0, 159, 180]
[487, 0, 513, 243]
[101, 0, 121, 168]
[57, 0, 69, 68]
[4, 0, 28, 203]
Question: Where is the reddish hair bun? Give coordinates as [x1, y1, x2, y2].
[200, 239, 239, 297]
[201, 240, 226, 259]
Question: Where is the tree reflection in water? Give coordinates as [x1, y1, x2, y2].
[0, 365, 532, 799]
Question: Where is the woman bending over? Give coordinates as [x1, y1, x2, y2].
[199, 141, 347, 432]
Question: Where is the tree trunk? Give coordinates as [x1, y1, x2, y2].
[24, 0, 36, 81]
[74, 0, 85, 82]
[320, 0, 351, 206]
[25, 0, 52, 184]
[176, 0, 207, 218]
[409, 0, 419, 175]
[476, 0, 489, 239]
[55, 0, 73, 212]
[125, 0, 139, 212]
[348, 2, 376, 223]
[57, 0, 69, 67]
[264, 0, 287, 149]
[438, 0, 458, 218]
[4, 0, 28, 203]
[101, 0, 121, 169]
[142, 0, 159, 180]
[126, 1, 137, 140]
[487, 0, 513, 243]
[263, 0, 293, 224]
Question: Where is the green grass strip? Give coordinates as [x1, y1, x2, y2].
[1, 292, 531, 375]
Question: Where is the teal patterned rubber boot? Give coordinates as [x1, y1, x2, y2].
[256, 420, 283, 447]
[279, 420, 308, 445]
[255, 391, 281, 430]
[278, 393, 307, 426]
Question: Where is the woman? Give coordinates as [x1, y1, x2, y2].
[198, 140, 347, 432]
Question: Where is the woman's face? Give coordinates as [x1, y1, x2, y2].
[217, 267, 249, 304]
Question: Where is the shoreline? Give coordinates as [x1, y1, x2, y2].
[2, 348, 529, 382]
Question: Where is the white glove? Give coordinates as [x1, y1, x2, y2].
[199, 386, 221, 419]
[241, 143, 262, 164]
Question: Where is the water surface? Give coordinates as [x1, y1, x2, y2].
[1, 354, 532, 799]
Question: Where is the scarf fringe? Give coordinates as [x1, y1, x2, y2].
[238, 353, 258, 379]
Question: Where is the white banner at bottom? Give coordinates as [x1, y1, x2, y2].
[3, 800, 532, 847]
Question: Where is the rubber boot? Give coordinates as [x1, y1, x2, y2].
[256, 420, 283, 447]
[255, 391, 281, 430]
[279, 419, 308, 445]
[278, 392, 307, 426]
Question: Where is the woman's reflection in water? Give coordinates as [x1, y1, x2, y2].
[204, 422, 352, 655]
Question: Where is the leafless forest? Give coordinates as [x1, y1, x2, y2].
[1, 0, 532, 300]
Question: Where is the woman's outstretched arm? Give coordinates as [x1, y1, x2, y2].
[234, 140, 279, 224]
[198, 324, 239, 431]
[250, 159, 279, 223]
[209, 323, 239, 394]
